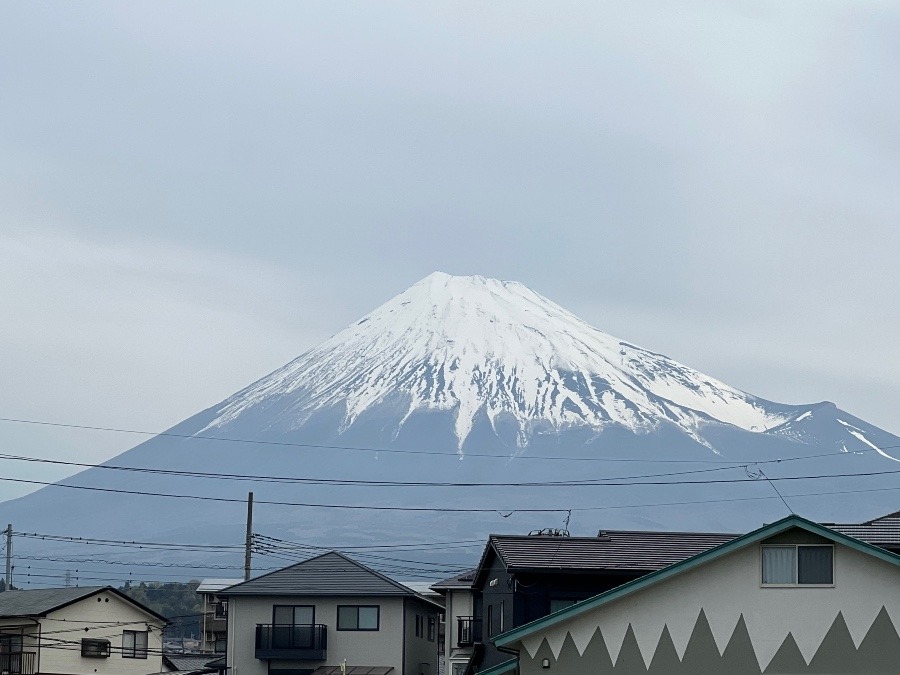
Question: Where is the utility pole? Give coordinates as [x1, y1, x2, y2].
[244, 492, 253, 581]
[5, 524, 12, 590]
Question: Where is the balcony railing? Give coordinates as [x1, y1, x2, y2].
[255, 624, 327, 660]
[457, 617, 482, 646]
[0, 651, 36, 675]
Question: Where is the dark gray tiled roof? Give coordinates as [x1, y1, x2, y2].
[0, 585, 169, 622]
[431, 569, 477, 591]
[219, 551, 417, 597]
[826, 511, 900, 545]
[0, 586, 108, 617]
[488, 530, 738, 572]
[163, 654, 221, 672]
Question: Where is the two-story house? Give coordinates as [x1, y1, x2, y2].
[0, 585, 167, 675]
[492, 514, 900, 674]
[430, 570, 476, 675]
[219, 551, 443, 675]
[197, 578, 242, 653]
[465, 528, 737, 673]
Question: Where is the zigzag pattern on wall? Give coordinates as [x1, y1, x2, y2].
[522, 606, 900, 674]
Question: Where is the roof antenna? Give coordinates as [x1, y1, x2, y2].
[563, 509, 571, 531]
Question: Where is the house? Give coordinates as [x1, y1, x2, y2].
[430, 569, 476, 675]
[465, 528, 736, 673]
[0, 585, 167, 675]
[196, 578, 242, 653]
[492, 514, 900, 674]
[218, 551, 444, 675]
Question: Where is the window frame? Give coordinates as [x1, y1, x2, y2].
[81, 637, 111, 658]
[336, 605, 380, 631]
[121, 630, 148, 659]
[272, 604, 315, 626]
[761, 544, 834, 587]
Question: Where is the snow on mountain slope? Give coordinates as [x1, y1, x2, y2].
[204, 272, 793, 449]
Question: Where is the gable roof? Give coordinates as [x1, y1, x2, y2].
[219, 551, 421, 597]
[0, 585, 168, 622]
[494, 514, 900, 649]
[431, 568, 477, 592]
[826, 510, 900, 546]
[473, 529, 736, 586]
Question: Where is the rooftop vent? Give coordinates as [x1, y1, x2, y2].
[528, 528, 570, 537]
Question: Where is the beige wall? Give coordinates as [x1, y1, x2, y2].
[515, 535, 900, 672]
[442, 588, 473, 674]
[227, 595, 406, 675]
[35, 591, 164, 675]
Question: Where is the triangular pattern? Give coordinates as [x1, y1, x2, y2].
[764, 633, 808, 674]
[579, 627, 615, 673]
[680, 609, 721, 672]
[646, 625, 682, 674]
[719, 614, 762, 675]
[853, 606, 900, 674]
[806, 612, 857, 673]
[613, 625, 648, 673]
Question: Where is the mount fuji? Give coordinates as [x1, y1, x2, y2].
[2, 273, 898, 577]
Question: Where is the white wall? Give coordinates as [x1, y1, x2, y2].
[518, 535, 900, 672]
[227, 595, 405, 675]
[38, 591, 165, 675]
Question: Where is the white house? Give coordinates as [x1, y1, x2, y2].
[430, 570, 476, 675]
[0, 585, 167, 675]
[490, 514, 900, 674]
[219, 551, 443, 675]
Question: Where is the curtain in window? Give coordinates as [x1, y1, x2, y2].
[762, 546, 796, 583]
[798, 546, 833, 584]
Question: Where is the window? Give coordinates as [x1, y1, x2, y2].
[427, 616, 436, 642]
[337, 605, 379, 631]
[452, 664, 467, 675]
[762, 545, 833, 585]
[122, 630, 148, 659]
[415, 614, 424, 638]
[273, 605, 315, 626]
[486, 604, 493, 637]
[81, 638, 111, 658]
[214, 600, 228, 619]
[499, 601, 504, 632]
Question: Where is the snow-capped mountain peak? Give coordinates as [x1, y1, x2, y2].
[204, 272, 792, 448]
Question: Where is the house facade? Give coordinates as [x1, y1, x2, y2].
[493, 515, 900, 674]
[466, 528, 736, 673]
[431, 570, 476, 675]
[0, 585, 167, 675]
[197, 578, 242, 653]
[219, 551, 442, 675]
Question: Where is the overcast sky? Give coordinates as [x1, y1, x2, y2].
[1, 1, 898, 502]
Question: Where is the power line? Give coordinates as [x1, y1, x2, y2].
[2, 415, 894, 465]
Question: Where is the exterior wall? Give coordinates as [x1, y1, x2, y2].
[38, 591, 165, 675]
[443, 588, 474, 675]
[201, 591, 228, 652]
[403, 597, 441, 675]
[513, 535, 900, 674]
[227, 595, 405, 675]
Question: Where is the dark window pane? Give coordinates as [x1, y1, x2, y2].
[799, 546, 833, 584]
[337, 606, 357, 630]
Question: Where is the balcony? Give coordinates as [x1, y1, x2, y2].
[255, 624, 327, 660]
[0, 651, 36, 675]
[457, 617, 482, 646]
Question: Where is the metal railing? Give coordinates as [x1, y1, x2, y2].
[255, 624, 327, 659]
[457, 617, 482, 646]
[0, 651, 36, 675]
